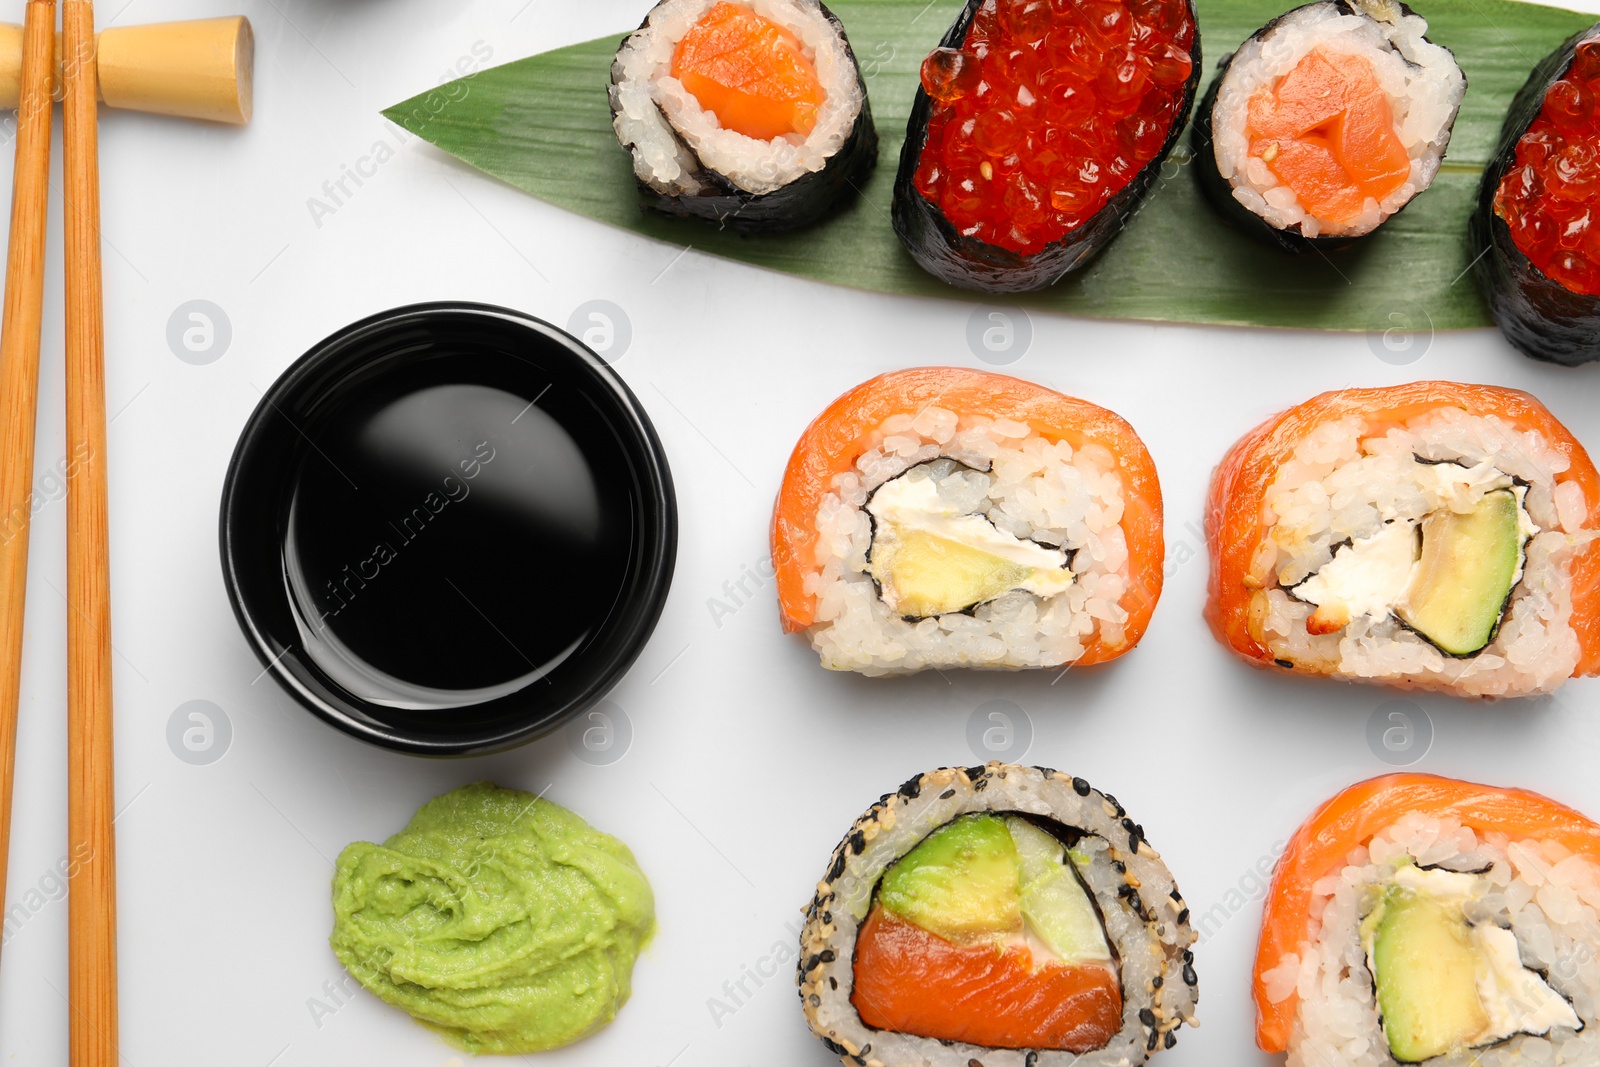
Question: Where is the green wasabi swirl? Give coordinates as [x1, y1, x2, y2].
[330, 781, 655, 1054]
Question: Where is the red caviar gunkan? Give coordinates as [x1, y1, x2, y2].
[1495, 39, 1600, 297]
[910, 0, 1197, 256]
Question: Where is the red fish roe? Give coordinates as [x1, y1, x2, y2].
[1495, 40, 1600, 296]
[912, 0, 1195, 255]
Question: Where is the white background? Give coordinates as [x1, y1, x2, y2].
[2, 0, 1600, 1063]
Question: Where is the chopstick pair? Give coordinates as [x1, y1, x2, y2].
[0, 1, 118, 1063]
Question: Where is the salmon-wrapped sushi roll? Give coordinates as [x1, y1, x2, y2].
[1207, 381, 1600, 697]
[772, 368, 1164, 675]
[1255, 774, 1600, 1066]
[800, 763, 1197, 1067]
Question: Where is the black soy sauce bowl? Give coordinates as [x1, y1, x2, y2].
[220, 302, 677, 756]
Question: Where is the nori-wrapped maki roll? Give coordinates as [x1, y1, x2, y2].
[799, 764, 1198, 1066]
[1472, 24, 1600, 366]
[892, 0, 1202, 294]
[609, 0, 877, 234]
[1192, 0, 1465, 253]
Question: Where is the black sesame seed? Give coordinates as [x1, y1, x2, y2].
[1183, 948, 1195, 963]
[805, 954, 824, 973]
[823, 911, 833, 924]
[809, 993, 821, 1007]
[939, 788, 956, 800]
[965, 766, 987, 781]
[823, 1038, 847, 1055]
[1146, 1030, 1160, 1052]
[827, 853, 846, 882]
[1177, 908, 1190, 924]
[1103, 792, 1121, 811]
[898, 776, 924, 799]
[829, 977, 838, 990]
[1025, 1053, 1039, 1067]
[969, 1060, 985, 1067]
[849, 830, 866, 855]
[1122, 817, 1137, 833]
[1152, 975, 1163, 989]
[861, 1045, 871, 1056]
[1183, 962, 1198, 986]
[1165, 1031, 1178, 1049]
[1274, 658, 1294, 669]
[1035, 765, 1057, 777]
[1139, 1008, 1156, 1027]
[1072, 777, 1091, 796]
[1112, 861, 1127, 874]
[819, 949, 836, 963]
[1129, 832, 1141, 852]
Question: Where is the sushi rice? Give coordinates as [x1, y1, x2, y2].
[1253, 407, 1596, 696]
[1209, 0, 1466, 239]
[610, 0, 866, 198]
[1261, 811, 1600, 1067]
[804, 406, 1133, 674]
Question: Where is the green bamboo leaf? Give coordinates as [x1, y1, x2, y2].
[382, 0, 1593, 330]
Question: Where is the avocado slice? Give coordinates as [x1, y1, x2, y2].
[1363, 887, 1489, 1062]
[879, 814, 1022, 941]
[1396, 489, 1524, 656]
[1006, 816, 1113, 964]
[868, 529, 1036, 618]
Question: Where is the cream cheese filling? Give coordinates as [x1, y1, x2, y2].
[866, 471, 1075, 615]
[1362, 865, 1580, 1049]
[1288, 459, 1538, 627]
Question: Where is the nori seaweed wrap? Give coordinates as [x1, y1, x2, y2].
[609, 0, 877, 234]
[1192, 0, 1465, 254]
[1472, 24, 1600, 366]
[892, 0, 1202, 294]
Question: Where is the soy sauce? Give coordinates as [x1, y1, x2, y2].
[281, 360, 635, 708]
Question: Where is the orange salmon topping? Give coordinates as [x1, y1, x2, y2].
[671, 2, 825, 141]
[851, 905, 1123, 1052]
[1246, 48, 1411, 225]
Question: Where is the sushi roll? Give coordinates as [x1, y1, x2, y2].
[1206, 381, 1600, 698]
[772, 368, 1164, 675]
[609, 0, 877, 233]
[1255, 773, 1600, 1066]
[1473, 25, 1600, 365]
[892, 0, 1202, 293]
[799, 763, 1198, 1066]
[1192, 0, 1465, 252]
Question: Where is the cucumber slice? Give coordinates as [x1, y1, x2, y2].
[1006, 816, 1113, 964]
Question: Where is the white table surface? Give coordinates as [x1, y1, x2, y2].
[5, 0, 1600, 1063]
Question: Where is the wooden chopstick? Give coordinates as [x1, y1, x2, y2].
[62, 0, 118, 1063]
[0, 0, 55, 977]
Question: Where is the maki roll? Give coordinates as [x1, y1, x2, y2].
[1206, 381, 1600, 698]
[1473, 25, 1600, 365]
[1256, 774, 1600, 1066]
[609, 0, 877, 232]
[799, 763, 1197, 1066]
[772, 368, 1164, 675]
[1192, 0, 1465, 252]
[892, 0, 1202, 292]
